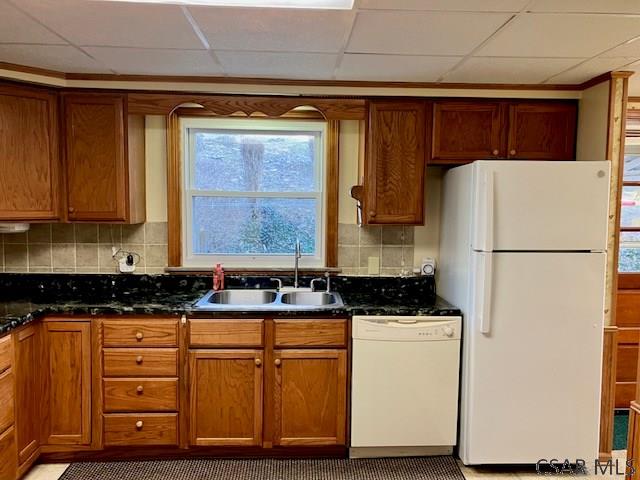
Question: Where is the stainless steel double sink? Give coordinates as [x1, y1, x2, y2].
[193, 289, 344, 311]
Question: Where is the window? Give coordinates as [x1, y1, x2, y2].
[181, 118, 326, 268]
[619, 143, 640, 272]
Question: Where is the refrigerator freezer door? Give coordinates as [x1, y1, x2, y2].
[472, 161, 610, 252]
[461, 251, 605, 465]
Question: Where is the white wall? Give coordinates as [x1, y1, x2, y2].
[576, 81, 609, 161]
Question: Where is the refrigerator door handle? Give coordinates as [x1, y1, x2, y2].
[483, 169, 495, 252]
[476, 252, 493, 335]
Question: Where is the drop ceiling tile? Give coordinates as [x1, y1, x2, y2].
[546, 57, 637, 83]
[359, 0, 528, 12]
[0, 44, 109, 73]
[477, 14, 640, 58]
[528, 0, 640, 14]
[83, 47, 223, 75]
[16, 0, 204, 49]
[216, 51, 338, 79]
[0, 1, 64, 44]
[347, 11, 512, 55]
[602, 37, 640, 58]
[188, 7, 352, 53]
[335, 53, 462, 81]
[443, 57, 582, 83]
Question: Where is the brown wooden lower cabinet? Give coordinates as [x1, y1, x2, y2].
[43, 320, 92, 446]
[13, 324, 42, 467]
[189, 349, 263, 446]
[273, 349, 347, 446]
[0, 426, 17, 480]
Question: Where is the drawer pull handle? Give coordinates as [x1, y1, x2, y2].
[255, 358, 262, 367]
[136, 385, 144, 394]
[492, 149, 499, 156]
[274, 359, 281, 367]
[509, 149, 516, 156]
[135, 421, 143, 430]
[135, 332, 144, 341]
[136, 356, 143, 364]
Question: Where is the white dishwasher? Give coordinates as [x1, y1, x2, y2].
[350, 315, 462, 459]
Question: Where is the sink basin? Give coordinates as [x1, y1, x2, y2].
[193, 289, 343, 311]
[280, 291, 338, 306]
[209, 289, 277, 305]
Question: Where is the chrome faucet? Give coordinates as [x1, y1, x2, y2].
[294, 238, 301, 289]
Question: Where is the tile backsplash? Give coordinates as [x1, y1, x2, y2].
[338, 223, 414, 276]
[0, 222, 168, 274]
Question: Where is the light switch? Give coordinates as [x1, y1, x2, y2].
[367, 256, 380, 275]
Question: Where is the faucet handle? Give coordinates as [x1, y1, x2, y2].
[324, 272, 331, 292]
[269, 277, 283, 291]
[310, 277, 323, 292]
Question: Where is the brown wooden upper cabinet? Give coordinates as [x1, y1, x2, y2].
[507, 102, 577, 160]
[432, 101, 503, 163]
[364, 100, 430, 225]
[63, 94, 146, 223]
[0, 84, 61, 221]
[431, 100, 577, 165]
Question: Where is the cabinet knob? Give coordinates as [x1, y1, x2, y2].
[368, 211, 376, 218]
[509, 149, 516, 156]
[68, 207, 75, 213]
[136, 385, 144, 394]
[274, 359, 281, 367]
[255, 358, 262, 367]
[135, 420, 143, 430]
[135, 332, 144, 341]
[492, 149, 499, 156]
[136, 355, 143, 364]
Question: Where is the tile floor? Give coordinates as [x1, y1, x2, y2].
[24, 451, 630, 479]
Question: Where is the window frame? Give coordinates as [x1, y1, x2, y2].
[180, 116, 328, 269]
[619, 143, 640, 273]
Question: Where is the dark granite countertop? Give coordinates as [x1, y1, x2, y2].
[0, 274, 460, 336]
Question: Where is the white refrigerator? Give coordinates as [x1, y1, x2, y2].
[438, 160, 610, 465]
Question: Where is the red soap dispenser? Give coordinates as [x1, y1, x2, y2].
[213, 263, 225, 291]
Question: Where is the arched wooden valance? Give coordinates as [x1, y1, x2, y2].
[127, 93, 366, 120]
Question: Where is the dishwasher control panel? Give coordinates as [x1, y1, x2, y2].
[352, 316, 461, 341]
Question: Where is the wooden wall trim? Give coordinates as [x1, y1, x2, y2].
[0, 61, 623, 94]
[167, 113, 182, 268]
[326, 120, 340, 268]
[600, 326, 618, 460]
[127, 93, 366, 120]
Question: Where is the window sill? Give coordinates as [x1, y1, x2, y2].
[164, 266, 342, 275]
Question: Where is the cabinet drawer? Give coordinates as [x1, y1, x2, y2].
[103, 320, 178, 347]
[104, 413, 178, 446]
[0, 368, 14, 434]
[274, 319, 347, 348]
[0, 335, 12, 374]
[103, 348, 178, 377]
[0, 426, 17, 480]
[104, 378, 178, 412]
[190, 319, 263, 347]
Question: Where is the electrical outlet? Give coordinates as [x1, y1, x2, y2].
[367, 256, 380, 275]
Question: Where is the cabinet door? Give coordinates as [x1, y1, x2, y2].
[0, 426, 17, 480]
[14, 324, 42, 466]
[507, 102, 577, 160]
[0, 84, 60, 220]
[43, 321, 91, 445]
[64, 94, 127, 222]
[189, 350, 263, 446]
[273, 349, 347, 446]
[365, 101, 428, 225]
[432, 101, 503, 163]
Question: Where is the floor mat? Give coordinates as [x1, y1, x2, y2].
[60, 456, 465, 480]
[615, 410, 629, 451]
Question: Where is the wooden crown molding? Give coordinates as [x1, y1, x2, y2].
[1, 60, 626, 93]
